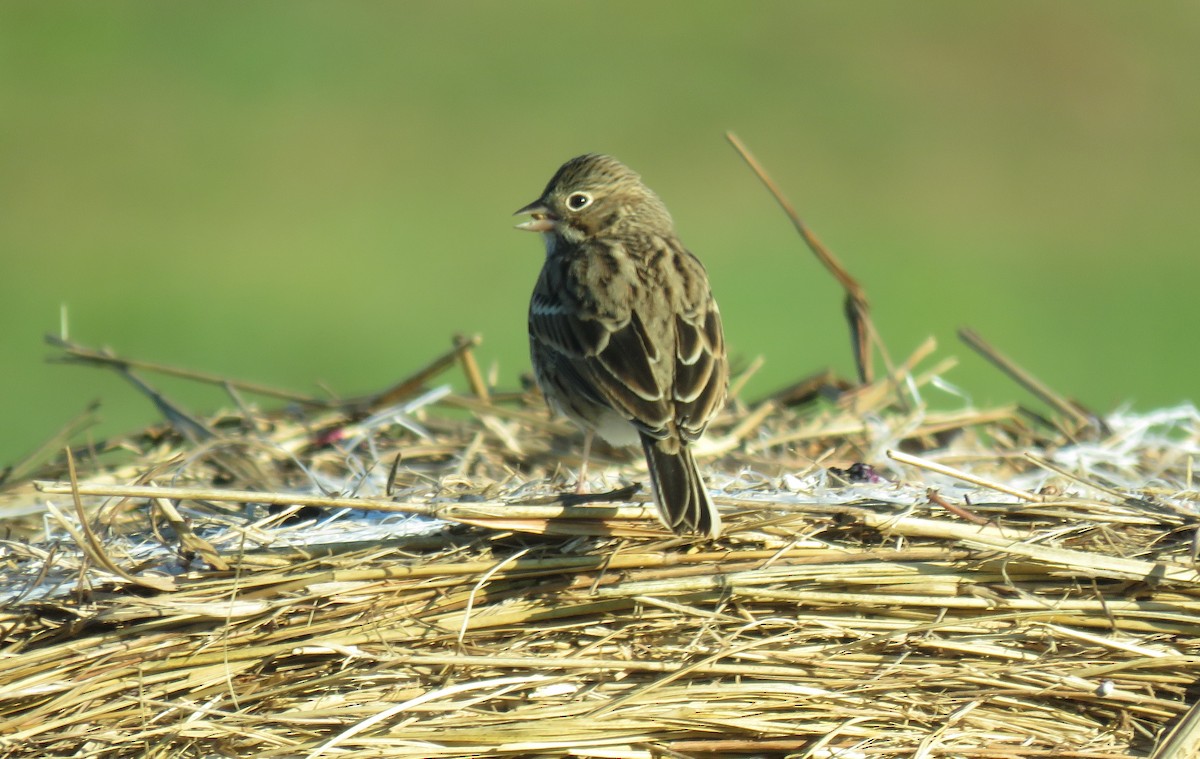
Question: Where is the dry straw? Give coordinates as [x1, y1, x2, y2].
[2, 138, 1199, 758]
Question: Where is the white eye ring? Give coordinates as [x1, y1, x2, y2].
[566, 192, 593, 211]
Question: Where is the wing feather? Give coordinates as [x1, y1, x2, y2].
[529, 238, 726, 443]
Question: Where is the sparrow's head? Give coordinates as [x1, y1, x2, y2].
[515, 154, 673, 244]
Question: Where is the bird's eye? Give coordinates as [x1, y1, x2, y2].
[566, 192, 592, 211]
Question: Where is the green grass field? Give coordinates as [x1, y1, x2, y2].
[3, 2, 1198, 466]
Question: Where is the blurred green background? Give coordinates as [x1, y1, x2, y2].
[2, 2, 1198, 466]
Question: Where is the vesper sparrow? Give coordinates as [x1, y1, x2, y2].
[515, 154, 728, 537]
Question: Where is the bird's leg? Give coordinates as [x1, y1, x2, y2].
[575, 429, 594, 494]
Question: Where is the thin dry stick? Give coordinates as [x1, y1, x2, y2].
[726, 131, 893, 389]
[113, 364, 215, 442]
[353, 652, 809, 679]
[34, 481, 441, 514]
[371, 333, 480, 410]
[59, 449, 174, 591]
[33, 480, 657, 523]
[46, 334, 330, 407]
[458, 548, 530, 644]
[958, 327, 1093, 429]
[456, 332, 491, 403]
[2, 400, 101, 485]
[854, 510, 1200, 585]
[1023, 452, 1130, 501]
[927, 488, 990, 526]
[887, 448, 1044, 502]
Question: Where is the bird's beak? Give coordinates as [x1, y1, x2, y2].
[514, 199, 557, 232]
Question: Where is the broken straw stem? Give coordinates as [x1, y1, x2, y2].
[888, 449, 1044, 502]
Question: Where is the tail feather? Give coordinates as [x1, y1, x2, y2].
[640, 435, 721, 538]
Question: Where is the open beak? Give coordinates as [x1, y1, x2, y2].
[514, 199, 557, 232]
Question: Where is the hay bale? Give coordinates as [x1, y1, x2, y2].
[2, 335, 1198, 758]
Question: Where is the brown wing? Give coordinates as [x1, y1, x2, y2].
[668, 247, 727, 442]
[529, 243, 672, 431]
[673, 301, 726, 441]
[529, 238, 726, 440]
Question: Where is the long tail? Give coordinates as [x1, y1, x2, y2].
[640, 435, 721, 538]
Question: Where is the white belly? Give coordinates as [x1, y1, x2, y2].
[589, 407, 641, 448]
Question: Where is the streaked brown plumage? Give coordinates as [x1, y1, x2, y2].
[515, 154, 728, 537]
